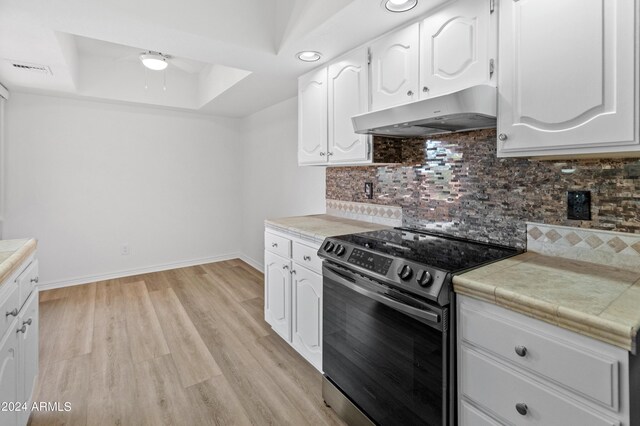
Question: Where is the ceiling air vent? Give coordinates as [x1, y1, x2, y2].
[9, 60, 51, 75]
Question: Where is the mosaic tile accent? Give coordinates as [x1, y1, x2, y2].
[326, 199, 403, 227]
[326, 129, 640, 249]
[527, 222, 640, 272]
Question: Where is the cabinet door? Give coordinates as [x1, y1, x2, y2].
[328, 48, 371, 164]
[371, 23, 420, 111]
[0, 320, 19, 426]
[498, 0, 637, 157]
[264, 251, 292, 341]
[420, 0, 491, 98]
[298, 67, 328, 165]
[291, 265, 322, 371]
[17, 292, 38, 426]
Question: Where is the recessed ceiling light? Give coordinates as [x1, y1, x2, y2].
[296, 51, 322, 62]
[383, 0, 418, 13]
[139, 52, 169, 71]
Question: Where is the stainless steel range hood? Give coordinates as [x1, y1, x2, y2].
[352, 85, 497, 138]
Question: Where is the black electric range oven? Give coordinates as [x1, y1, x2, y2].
[318, 228, 522, 426]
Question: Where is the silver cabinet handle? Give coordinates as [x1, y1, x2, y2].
[515, 403, 528, 416]
[5, 308, 18, 317]
[498, 133, 508, 141]
[407, 90, 414, 96]
[327, 152, 334, 156]
[31, 277, 39, 283]
[303, 255, 311, 261]
[422, 86, 429, 93]
[319, 152, 326, 156]
[291, 270, 296, 275]
[17, 325, 27, 334]
[23, 318, 32, 326]
[515, 345, 527, 357]
[282, 265, 289, 270]
[271, 243, 278, 248]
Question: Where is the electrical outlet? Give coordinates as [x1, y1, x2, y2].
[364, 182, 373, 199]
[121, 243, 130, 256]
[567, 191, 591, 220]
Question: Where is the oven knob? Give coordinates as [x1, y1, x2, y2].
[334, 244, 346, 256]
[324, 241, 335, 253]
[397, 265, 413, 281]
[416, 270, 432, 287]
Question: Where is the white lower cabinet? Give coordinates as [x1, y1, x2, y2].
[264, 251, 292, 341]
[0, 253, 39, 426]
[291, 265, 322, 370]
[458, 295, 631, 426]
[264, 229, 323, 371]
[17, 292, 38, 426]
[0, 317, 19, 426]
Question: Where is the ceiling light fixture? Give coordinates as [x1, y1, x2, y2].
[139, 52, 169, 71]
[383, 0, 418, 13]
[296, 51, 322, 62]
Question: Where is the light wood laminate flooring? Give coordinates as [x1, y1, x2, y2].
[30, 259, 343, 426]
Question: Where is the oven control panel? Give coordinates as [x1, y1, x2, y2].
[347, 248, 393, 275]
[318, 238, 450, 305]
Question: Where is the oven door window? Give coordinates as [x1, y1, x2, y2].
[324, 272, 446, 426]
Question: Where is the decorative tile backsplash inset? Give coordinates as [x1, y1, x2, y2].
[327, 129, 640, 249]
[527, 222, 640, 272]
[326, 199, 402, 227]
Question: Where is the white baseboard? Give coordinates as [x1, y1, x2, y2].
[37, 252, 242, 291]
[239, 253, 264, 273]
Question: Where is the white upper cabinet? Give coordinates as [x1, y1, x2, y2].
[420, 0, 492, 98]
[498, 0, 638, 157]
[298, 68, 328, 165]
[370, 22, 420, 111]
[328, 48, 370, 164]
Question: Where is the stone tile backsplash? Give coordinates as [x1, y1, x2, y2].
[326, 199, 403, 227]
[326, 129, 640, 249]
[527, 223, 640, 272]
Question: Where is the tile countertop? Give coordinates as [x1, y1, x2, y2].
[454, 252, 640, 353]
[265, 214, 390, 244]
[0, 239, 38, 286]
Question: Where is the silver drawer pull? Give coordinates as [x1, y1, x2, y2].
[23, 318, 32, 326]
[282, 265, 289, 270]
[515, 345, 527, 357]
[515, 403, 528, 416]
[303, 255, 311, 261]
[271, 243, 278, 248]
[17, 325, 27, 334]
[291, 270, 296, 275]
[5, 308, 18, 317]
[31, 277, 39, 284]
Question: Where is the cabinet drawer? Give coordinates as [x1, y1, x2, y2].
[265, 232, 291, 258]
[17, 260, 38, 309]
[0, 282, 20, 340]
[460, 400, 501, 426]
[459, 303, 618, 409]
[460, 346, 619, 426]
[292, 242, 322, 273]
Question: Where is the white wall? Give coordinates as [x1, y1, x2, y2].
[4, 92, 243, 286]
[240, 96, 325, 269]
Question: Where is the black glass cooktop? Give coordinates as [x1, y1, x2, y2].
[332, 228, 523, 272]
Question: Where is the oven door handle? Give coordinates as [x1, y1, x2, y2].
[323, 266, 441, 325]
